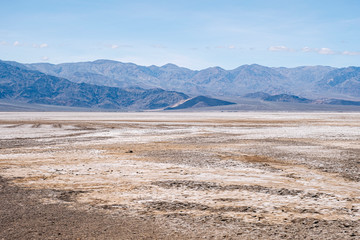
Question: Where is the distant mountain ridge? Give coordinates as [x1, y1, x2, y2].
[0, 61, 189, 110]
[2, 59, 360, 111]
[21, 59, 360, 99]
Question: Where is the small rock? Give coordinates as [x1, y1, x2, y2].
[343, 223, 351, 228]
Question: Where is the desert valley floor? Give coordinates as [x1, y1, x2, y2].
[0, 112, 359, 239]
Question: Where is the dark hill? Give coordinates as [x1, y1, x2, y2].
[263, 94, 313, 103]
[165, 96, 235, 110]
[244, 92, 313, 103]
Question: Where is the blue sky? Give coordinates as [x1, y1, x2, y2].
[1, 0, 360, 69]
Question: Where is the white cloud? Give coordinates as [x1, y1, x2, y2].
[215, 45, 237, 49]
[302, 47, 336, 55]
[342, 51, 360, 56]
[301, 46, 312, 52]
[13, 41, 20, 46]
[105, 44, 133, 49]
[318, 48, 335, 55]
[42, 56, 49, 61]
[33, 43, 49, 48]
[0, 41, 8, 46]
[268, 46, 294, 52]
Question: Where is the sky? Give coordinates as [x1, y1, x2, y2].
[1, 0, 360, 69]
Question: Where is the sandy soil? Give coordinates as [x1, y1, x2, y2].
[0, 112, 359, 239]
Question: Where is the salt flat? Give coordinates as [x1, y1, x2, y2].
[0, 112, 359, 239]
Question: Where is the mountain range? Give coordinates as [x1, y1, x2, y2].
[0, 61, 188, 110]
[17, 59, 360, 99]
[1, 59, 360, 111]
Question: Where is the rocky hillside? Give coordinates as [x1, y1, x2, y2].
[315, 67, 360, 97]
[0, 61, 188, 110]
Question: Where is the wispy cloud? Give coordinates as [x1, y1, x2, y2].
[302, 47, 335, 55]
[270, 46, 360, 57]
[105, 44, 133, 49]
[268, 46, 294, 52]
[342, 51, 360, 56]
[2, 40, 49, 48]
[32, 43, 48, 48]
[301, 46, 312, 52]
[317, 48, 335, 55]
[215, 45, 237, 49]
[42, 56, 49, 61]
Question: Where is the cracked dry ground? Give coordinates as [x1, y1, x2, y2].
[0, 112, 359, 239]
